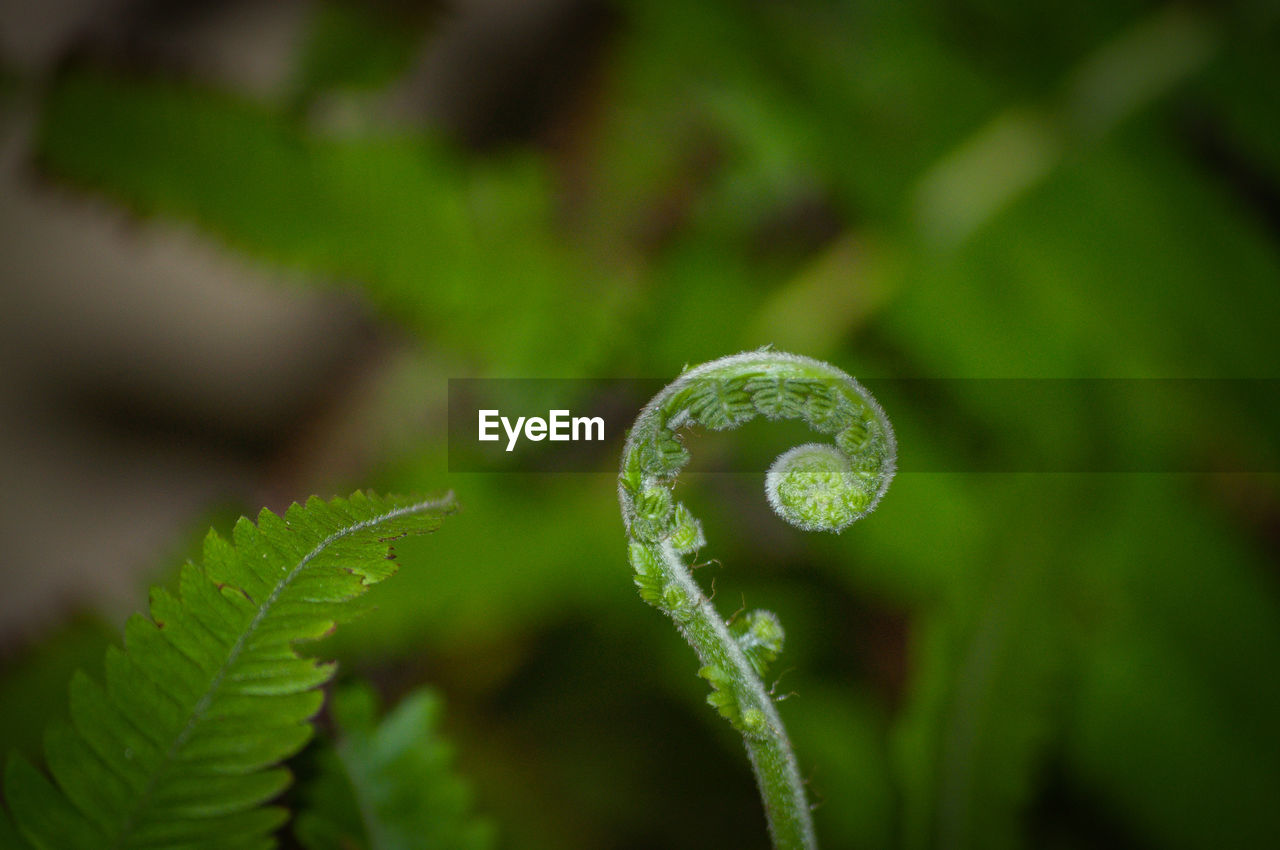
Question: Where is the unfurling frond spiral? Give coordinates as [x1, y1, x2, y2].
[618, 350, 895, 850]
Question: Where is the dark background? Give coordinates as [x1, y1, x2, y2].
[1, 1, 1278, 848]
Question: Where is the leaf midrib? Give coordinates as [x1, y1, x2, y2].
[109, 496, 452, 848]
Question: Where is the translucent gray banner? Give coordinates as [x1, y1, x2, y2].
[447, 378, 1280, 473]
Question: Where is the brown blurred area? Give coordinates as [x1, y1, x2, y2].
[0, 0, 604, 642]
[1, 2, 359, 642]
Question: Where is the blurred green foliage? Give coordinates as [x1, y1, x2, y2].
[4, 0, 1280, 848]
[294, 683, 495, 850]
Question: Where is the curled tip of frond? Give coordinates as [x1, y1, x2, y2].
[765, 443, 877, 533]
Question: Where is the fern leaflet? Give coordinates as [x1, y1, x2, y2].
[1, 491, 455, 850]
[293, 683, 494, 850]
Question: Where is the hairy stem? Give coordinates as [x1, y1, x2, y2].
[619, 350, 896, 850]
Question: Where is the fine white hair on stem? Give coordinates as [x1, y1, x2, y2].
[618, 349, 896, 850]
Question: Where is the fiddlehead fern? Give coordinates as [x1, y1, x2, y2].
[618, 350, 895, 850]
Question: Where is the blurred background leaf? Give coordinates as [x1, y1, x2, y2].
[293, 683, 496, 850]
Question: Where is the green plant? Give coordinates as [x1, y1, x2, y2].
[293, 683, 495, 850]
[0, 351, 895, 850]
[619, 350, 897, 850]
[0, 492, 463, 850]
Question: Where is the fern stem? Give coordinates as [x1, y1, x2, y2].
[660, 539, 814, 850]
[619, 351, 896, 850]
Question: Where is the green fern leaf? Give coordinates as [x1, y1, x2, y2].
[1, 491, 455, 850]
[293, 683, 495, 850]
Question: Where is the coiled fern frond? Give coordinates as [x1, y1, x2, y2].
[619, 350, 896, 850]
